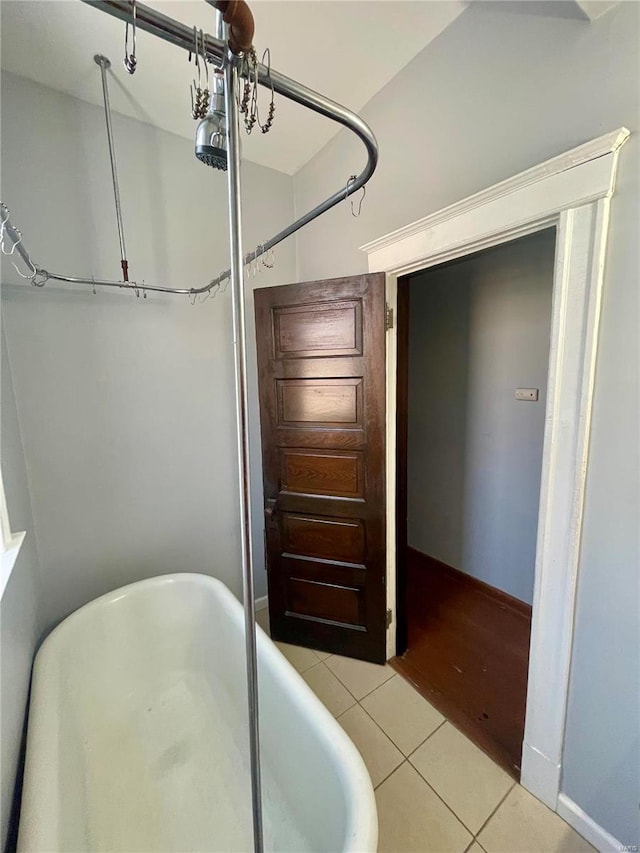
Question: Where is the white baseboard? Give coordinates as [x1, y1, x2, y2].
[557, 793, 624, 852]
[254, 595, 268, 612]
[520, 742, 560, 809]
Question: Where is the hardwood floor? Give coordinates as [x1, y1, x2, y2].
[392, 548, 532, 779]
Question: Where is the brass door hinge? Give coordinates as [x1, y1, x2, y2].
[386, 608, 393, 628]
[385, 303, 394, 331]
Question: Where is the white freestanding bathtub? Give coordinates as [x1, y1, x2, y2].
[18, 574, 377, 852]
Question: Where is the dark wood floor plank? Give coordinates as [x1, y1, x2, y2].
[394, 548, 532, 779]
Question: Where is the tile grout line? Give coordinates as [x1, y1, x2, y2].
[472, 781, 516, 841]
[298, 656, 332, 677]
[357, 692, 448, 760]
[273, 640, 324, 676]
[407, 755, 489, 839]
[324, 659, 395, 703]
[356, 671, 397, 702]
[308, 660, 360, 711]
[399, 682, 520, 785]
[405, 717, 448, 759]
[372, 757, 408, 791]
[323, 659, 360, 703]
[355, 696, 410, 757]
[341, 687, 445, 793]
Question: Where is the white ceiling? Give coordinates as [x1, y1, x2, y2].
[0, 0, 467, 175]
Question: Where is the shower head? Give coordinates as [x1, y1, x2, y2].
[195, 70, 227, 171]
[195, 114, 227, 169]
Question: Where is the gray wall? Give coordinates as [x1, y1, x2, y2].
[407, 231, 554, 605]
[408, 264, 470, 581]
[0, 326, 42, 847]
[0, 70, 296, 631]
[294, 3, 639, 845]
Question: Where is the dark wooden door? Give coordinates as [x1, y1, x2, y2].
[255, 274, 387, 663]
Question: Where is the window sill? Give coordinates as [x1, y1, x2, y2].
[1, 531, 26, 601]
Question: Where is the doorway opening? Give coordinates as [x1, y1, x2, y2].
[392, 228, 556, 779]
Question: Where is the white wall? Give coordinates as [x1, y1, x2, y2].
[407, 231, 554, 605]
[294, 2, 639, 845]
[0, 70, 297, 632]
[0, 326, 42, 848]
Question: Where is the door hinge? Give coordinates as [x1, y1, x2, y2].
[386, 608, 393, 629]
[385, 303, 394, 331]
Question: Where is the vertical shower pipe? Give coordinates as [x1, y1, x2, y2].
[221, 18, 265, 853]
[93, 54, 130, 281]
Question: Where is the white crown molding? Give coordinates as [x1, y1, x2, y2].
[360, 128, 629, 257]
[575, 1, 621, 22]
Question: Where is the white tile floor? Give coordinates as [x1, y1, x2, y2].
[256, 608, 594, 853]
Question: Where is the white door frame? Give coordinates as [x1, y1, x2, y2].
[360, 128, 629, 811]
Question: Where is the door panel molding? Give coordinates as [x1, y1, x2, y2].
[281, 513, 366, 564]
[272, 299, 364, 359]
[278, 448, 365, 499]
[276, 378, 364, 430]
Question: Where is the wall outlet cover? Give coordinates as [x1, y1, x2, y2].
[515, 388, 539, 401]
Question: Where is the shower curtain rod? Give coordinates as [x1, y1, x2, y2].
[4, 0, 378, 296]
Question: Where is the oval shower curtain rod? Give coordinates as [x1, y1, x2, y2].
[3, 0, 378, 297]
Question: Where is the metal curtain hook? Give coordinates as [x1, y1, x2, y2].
[351, 184, 366, 217]
[194, 26, 201, 85]
[261, 242, 274, 269]
[345, 174, 365, 217]
[31, 269, 49, 287]
[0, 204, 9, 243]
[189, 27, 201, 118]
[345, 174, 356, 200]
[124, 0, 137, 74]
[1, 227, 21, 255]
[11, 255, 37, 280]
[258, 48, 275, 134]
[190, 27, 209, 119]
[200, 30, 209, 86]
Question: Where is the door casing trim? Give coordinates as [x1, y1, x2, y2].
[360, 128, 629, 811]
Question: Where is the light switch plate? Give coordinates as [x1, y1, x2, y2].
[515, 388, 539, 401]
